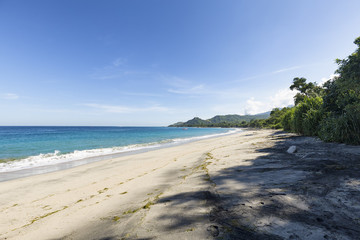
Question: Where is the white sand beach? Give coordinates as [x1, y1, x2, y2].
[1, 129, 360, 240]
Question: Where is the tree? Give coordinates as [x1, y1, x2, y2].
[290, 77, 323, 105]
[319, 36, 360, 144]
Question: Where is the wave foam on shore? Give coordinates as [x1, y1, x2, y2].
[0, 128, 241, 173]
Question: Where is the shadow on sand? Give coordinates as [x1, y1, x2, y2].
[63, 131, 360, 240]
[147, 131, 360, 239]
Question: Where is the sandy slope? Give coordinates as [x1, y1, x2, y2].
[1, 129, 360, 240]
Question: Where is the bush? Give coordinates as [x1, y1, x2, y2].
[302, 108, 324, 136]
[271, 122, 283, 129]
[261, 107, 293, 129]
[318, 116, 343, 142]
[293, 97, 323, 135]
[344, 104, 360, 144]
[249, 119, 266, 128]
[319, 103, 360, 144]
[282, 108, 295, 132]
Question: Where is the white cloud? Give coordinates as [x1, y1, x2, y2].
[272, 65, 302, 74]
[245, 97, 267, 115]
[319, 74, 339, 86]
[1, 93, 19, 100]
[244, 88, 296, 115]
[270, 88, 296, 108]
[84, 103, 169, 113]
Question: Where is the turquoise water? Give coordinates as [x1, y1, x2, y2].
[0, 126, 235, 173]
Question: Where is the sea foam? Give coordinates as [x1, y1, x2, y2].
[0, 128, 241, 173]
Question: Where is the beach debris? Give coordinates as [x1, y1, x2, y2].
[287, 146, 297, 154]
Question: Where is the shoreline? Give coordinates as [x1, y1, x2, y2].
[0, 128, 241, 182]
[1, 129, 360, 239]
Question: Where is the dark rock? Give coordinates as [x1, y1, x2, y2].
[207, 225, 220, 237]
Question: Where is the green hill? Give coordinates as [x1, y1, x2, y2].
[178, 117, 210, 127]
[168, 112, 270, 127]
[208, 113, 270, 124]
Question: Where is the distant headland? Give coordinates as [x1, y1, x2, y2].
[168, 112, 270, 128]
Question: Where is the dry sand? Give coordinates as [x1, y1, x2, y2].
[1, 129, 360, 240]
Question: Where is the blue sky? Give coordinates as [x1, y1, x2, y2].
[1, 0, 360, 126]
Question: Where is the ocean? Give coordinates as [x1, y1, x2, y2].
[0, 126, 238, 174]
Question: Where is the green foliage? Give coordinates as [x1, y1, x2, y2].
[280, 36, 360, 144]
[319, 103, 360, 144]
[302, 107, 323, 136]
[168, 112, 270, 127]
[318, 115, 343, 142]
[330, 37, 360, 112]
[264, 107, 292, 129]
[319, 36, 360, 144]
[292, 97, 323, 135]
[322, 80, 341, 113]
[282, 108, 295, 131]
[182, 117, 210, 127]
[248, 119, 266, 128]
[290, 77, 323, 105]
[223, 107, 294, 129]
[208, 113, 269, 124]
